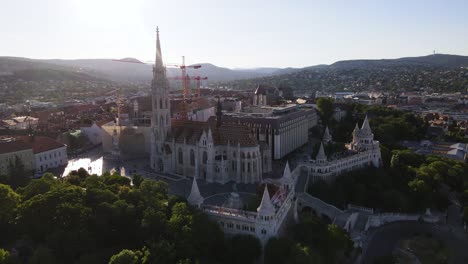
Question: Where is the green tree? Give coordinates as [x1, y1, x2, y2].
[265, 237, 294, 264]
[28, 245, 57, 264]
[0, 249, 10, 264]
[0, 184, 20, 224]
[108, 249, 140, 264]
[226, 235, 262, 264]
[132, 174, 144, 188]
[316, 97, 334, 124]
[17, 173, 57, 200]
[8, 155, 30, 189]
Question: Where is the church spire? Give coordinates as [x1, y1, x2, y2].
[155, 26, 163, 69]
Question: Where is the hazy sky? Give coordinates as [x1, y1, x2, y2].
[1, 0, 468, 68]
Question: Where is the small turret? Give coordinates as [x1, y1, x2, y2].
[323, 126, 332, 144]
[187, 177, 204, 207]
[257, 185, 275, 218]
[280, 161, 294, 188]
[316, 142, 327, 163]
[360, 114, 372, 135]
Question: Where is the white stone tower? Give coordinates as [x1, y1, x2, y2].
[151, 27, 171, 172]
[315, 142, 327, 164]
[187, 177, 204, 207]
[323, 126, 332, 144]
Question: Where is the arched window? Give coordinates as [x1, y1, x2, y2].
[160, 115, 164, 127]
[190, 149, 195, 166]
[233, 151, 236, 158]
[203, 151, 207, 164]
[178, 148, 183, 165]
[241, 152, 245, 159]
[160, 99, 163, 109]
[166, 113, 170, 125]
[247, 153, 251, 159]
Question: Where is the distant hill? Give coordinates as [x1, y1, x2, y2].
[330, 54, 468, 69]
[0, 57, 277, 83]
[222, 54, 468, 94]
[0, 57, 107, 82]
[1, 54, 468, 87]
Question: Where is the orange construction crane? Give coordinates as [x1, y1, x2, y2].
[169, 75, 208, 98]
[193, 76, 208, 98]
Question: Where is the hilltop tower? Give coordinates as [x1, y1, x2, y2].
[151, 27, 172, 172]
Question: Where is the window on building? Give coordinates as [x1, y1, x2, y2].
[203, 151, 207, 164]
[178, 148, 183, 165]
[261, 229, 266, 234]
[190, 149, 195, 166]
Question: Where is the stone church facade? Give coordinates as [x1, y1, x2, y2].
[150, 29, 271, 184]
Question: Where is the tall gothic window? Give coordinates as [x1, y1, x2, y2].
[178, 148, 183, 165]
[190, 149, 195, 166]
[160, 99, 163, 109]
[203, 151, 207, 164]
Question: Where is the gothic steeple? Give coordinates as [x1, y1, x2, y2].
[150, 27, 171, 172]
[155, 26, 163, 70]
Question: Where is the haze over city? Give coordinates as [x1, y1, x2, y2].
[2, 0, 468, 68]
[1, 1, 468, 264]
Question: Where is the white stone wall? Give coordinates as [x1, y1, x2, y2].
[35, 146, 67, 173]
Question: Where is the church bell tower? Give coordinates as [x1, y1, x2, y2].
[151, 27, 171, 171]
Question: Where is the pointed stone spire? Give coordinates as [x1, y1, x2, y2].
[155, 26, 163, 69]
[316, 142, 327, 162]
[257, 185, 275, 216]
[281, 161, 293, 185]
[323, 126, 332, 144]
[361, 114, 371, 132]
[354, 122, 360, 132]
[187, 177, 204, 206]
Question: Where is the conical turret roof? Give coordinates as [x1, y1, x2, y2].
[361, 114, 371, 132]
[280, 161, 294, 184]
[257, 185, 275, 215]
[316, 142, 327, 161]
[323, 126, 332, 143]
[187, 177, 204, 206]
